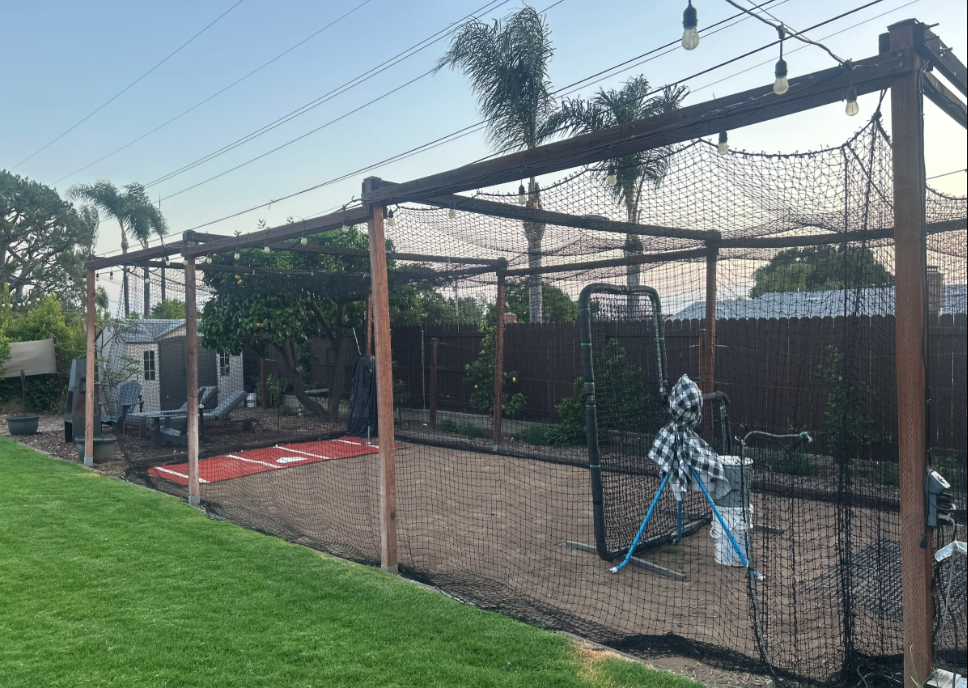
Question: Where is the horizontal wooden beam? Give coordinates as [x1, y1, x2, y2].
[363, 50, 913, 205]
[716, 219, 966, 249]
[384, 183, 718, 242]
[919, 24, 967, 96]
[87, 242, 187, 270]
[269, 240, 502, 266]
[923, 72, 967, 129]
[180, 206, 372, 258]
[503, 247, 712, 277]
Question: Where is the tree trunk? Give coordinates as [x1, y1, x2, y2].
[523, 179, 545, 323]
[120, 228, 130, 318]
[327, 337, 349, 422]
[160, 267, 166, 304]
[143, 266, 151, 317]
[276, 341, 328, 419]
[625, 198, 643, 314]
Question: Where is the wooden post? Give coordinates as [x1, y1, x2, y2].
[365, 290, 374, 356]
[889, 20, 933, 687]
[84, 269, 96, 468]
[429, 338, 439, 431]
[701, 249, 718, 445]
[143, 266, 150, 316]
[492, 272, 507, 449]
[367, 203, 398, 574]
[184, 255, 201, 506]
[260, 358, 268, 408]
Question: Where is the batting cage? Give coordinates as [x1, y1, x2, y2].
[82, 22, 966, 688]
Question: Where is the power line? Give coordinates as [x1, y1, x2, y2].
[144, 0, 515, 190]
[155, 0, 778, 201]
[181, 0, 891, 236]
[927, 169, 967, 181]
[721, 0, 846, 63]
[52, 0, 377, 186]
[13, 0, 248, 171]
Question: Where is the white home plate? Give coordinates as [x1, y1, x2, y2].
[276, 456, 309, 465]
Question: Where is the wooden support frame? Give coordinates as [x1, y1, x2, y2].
[888, 20, 933, 688]
[923, 72, 968, 129]
[918, 25, 968, 96]
[700, 250, 718, 445]
[84, 269, 96, 468]
[184, 250, 201, 507]
[429, 338, 438, 432]
[492, 272, 507, 449]
[364, 186, 399, 575]
[716, 219, 965, 249]
[504, 247, 711, 278]
[363, 50, 912, 205]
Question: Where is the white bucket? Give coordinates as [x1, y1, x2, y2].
[711, 505, 753, 567]
[245, 393, 257, 408]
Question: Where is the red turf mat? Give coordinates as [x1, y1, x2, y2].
[148, 437, 381, 486]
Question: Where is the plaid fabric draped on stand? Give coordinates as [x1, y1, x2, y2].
[648, 375, 731, 502]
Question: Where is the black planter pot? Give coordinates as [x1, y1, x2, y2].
[7, 415, 40, 436]
[74, 436, 118, 464]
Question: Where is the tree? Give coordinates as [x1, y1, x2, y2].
[502, 279, 577, 323]
[199, 226, 372, 421]
[543, 77, 686, 296]
[749, 246, 894, 299]
[436, 7, 556, 323]
[464, 326, 525, 419]
[150, 299, 187, 320]
[390, 286, 487, 326]
[68, 181, 168, 316]
[1, 170, 96, 308]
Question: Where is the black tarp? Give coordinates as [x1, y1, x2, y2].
[346, 355, 377, 438]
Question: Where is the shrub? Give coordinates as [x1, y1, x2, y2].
[464, 326, 525, 419]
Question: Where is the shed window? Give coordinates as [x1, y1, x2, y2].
[143, 350, 156, 381]
[219, 352, 231, 377]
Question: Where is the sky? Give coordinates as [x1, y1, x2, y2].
[2, 0, 966, 261]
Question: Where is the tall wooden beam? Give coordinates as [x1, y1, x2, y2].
[86, 241, 186, 270]
[492, 272, 507, 449]
[84, 269, 96, 468]
[701, 251, 718, 445]
[184, 254, 201, 507]
[364, 186, 398, 575]
[919, 25, 967, 96]
[363, 51, 912, 205]
[889, 20, 933, 688]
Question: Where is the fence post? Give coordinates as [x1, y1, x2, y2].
[84, 269, 96, 468]
[429, 338, 439, 431]
[184, 251, 201, 507]
[365, 289, 373, 356]
[701, 248, 718, 444]
[889, 20, 933, 687]
[364, 190, 398, 575]
[492, 271, 507, 449]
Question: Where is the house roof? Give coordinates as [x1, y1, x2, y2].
[116, 319, 190, 344]
[673, 285, 968, 321]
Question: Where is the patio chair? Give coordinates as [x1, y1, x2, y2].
[100, 381, 142, 434]
[153, 390, 251, 447]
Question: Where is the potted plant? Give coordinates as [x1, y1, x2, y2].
[73, 436, 118, 464]
[6, 371, 40, 436]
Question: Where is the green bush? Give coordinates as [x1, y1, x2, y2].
[872, 462, 900, 487]
[463, 326, 525, 419]
[436, 419, 488, 439]
[0, 374, 64, 413]
[933, 453, 967, 493]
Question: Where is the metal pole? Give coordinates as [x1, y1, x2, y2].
[492, 272, 507, 449]
[888, 20, 933, 687]
[184, 254, 201, 506]
[84, 269, 96, 468]
[367, 203, 399, 574]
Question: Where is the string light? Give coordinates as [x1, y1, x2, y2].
[165, 256, 171, 266]
[774, 27, 789, 96]
[342, 223, 351, 234]
[606, 165, 618, 188]
[718, 131, 730, 156]
[517, 183, 527, 205]
[264, 244, 271, 254]
[206, 257, 213, 264]
[386, 208, 395, 226]
[234, 251, 241, 260]
[845, 86, 859, 117]
[109, 271, 114, 280]
[95, 272, 100, 282]
[682, 1, 700, 51]
[300, 236, 308, 246]
[449, 202, 457, 219]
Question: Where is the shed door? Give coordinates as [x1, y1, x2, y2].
[158, 337, 218, 410]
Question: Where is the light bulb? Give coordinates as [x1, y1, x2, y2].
[682, 2, 699, 51]
[234, 251, 241, 260]
[144, 277, 150, 284]
[109, 271, 114, 280]
[342, 224, 350, 234]
[449, 204, 457, 219]
[606, 165, 618, 188]
[386, 209, 395, 226]
[95, 273, 100, 281]
[264, 245, 271, 254]
[300, 237, 308, 246]
[718, 131, 729, 156]
[845, 86, 860, 117]
[774, 59, 789, 96]
[206, 257, 212, 264]
[518, 183, 527, 205]
[165, 256, 171, 266]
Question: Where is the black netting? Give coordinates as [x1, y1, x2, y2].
[90, 118, 966, 687]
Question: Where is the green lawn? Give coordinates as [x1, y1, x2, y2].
[0, 439, 699, 688]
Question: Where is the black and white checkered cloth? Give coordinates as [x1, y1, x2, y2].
[647, 375, 731, 502]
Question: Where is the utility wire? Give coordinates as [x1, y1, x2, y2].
[721, 0, 847, 63]
[156, 0, 777, 200]
[145, 0, 514, 190]
[52, 0, 377, 186]
[13, 0, 248, 170]
[927, 169, 967, 181]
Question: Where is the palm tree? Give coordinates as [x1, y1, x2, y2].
[544, 77, 686, 300]
[68, 181, 168, 316]
[435, 7, 556, 323]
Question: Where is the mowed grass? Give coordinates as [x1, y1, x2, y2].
[0, 439, 700, 688]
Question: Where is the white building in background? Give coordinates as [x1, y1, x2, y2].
[98, 319, 243, 413]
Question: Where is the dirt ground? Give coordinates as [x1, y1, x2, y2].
[6, 415, 916, 688]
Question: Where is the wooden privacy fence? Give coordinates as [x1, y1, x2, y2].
[392, 315, 967, 459]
